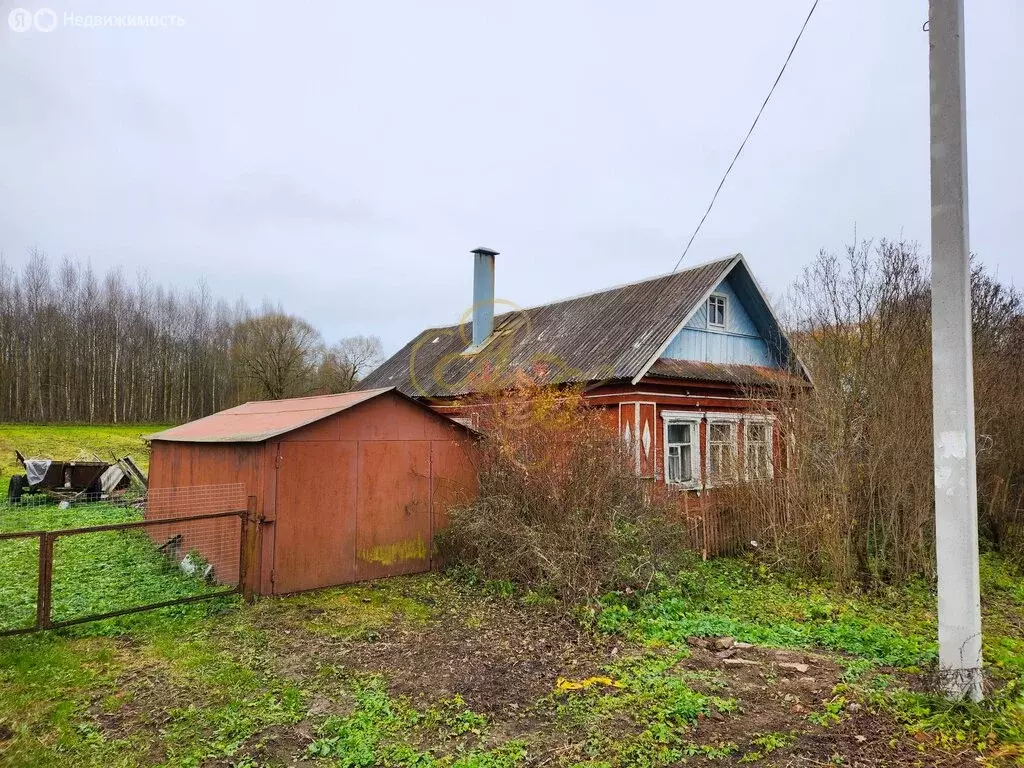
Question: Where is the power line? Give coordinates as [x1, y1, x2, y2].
[671, 0, 821, 272]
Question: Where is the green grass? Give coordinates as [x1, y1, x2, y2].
[0, 603, 299, 767]
[308, 675, 525, 768]
[0, 501, 227, 633]
[549, 651, 738, 767]
[0, 423, 170, 489]
[3, 553, 1024, 765]
[290, 583, 434, 640]
[590, 554, 1024, 760]
[0, 582, 529, 768]
[593, 559, 938, 667]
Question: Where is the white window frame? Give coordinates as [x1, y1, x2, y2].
[704, 413, 740, 487]
[661, 411, 701, 490]
[743, 415, 775, 482]
[707, 293, 728, 329]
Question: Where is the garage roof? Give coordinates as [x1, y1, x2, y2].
[146, 387, 469, 443]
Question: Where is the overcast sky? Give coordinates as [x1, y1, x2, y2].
[1, 1, 1021, 353]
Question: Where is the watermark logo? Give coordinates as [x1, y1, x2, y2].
[35, 8, 57, 30]
[9, 8, 36, 32]
[9, 7, 58, 31]
[8, 8, 185, 32]
[405, 299, 617, 434]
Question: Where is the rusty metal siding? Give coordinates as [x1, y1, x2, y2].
[258, 442, 278, 595]
[428, 440, 477, 538]
[146, 442, 259, 584]
[148, 442, 261, 497]
[331, 390, 474, 443]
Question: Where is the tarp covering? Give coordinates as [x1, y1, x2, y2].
[23, 459, 51, 487]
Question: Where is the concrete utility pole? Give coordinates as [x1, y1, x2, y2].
[928, 0, 983, 701]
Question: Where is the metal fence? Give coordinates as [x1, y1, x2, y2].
[0, 484, 255, 636]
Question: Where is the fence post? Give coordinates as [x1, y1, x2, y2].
[36, 532, 54, 630]
[240, 495, 259, 604]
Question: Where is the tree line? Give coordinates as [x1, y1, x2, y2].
[0, 250, 383, 424]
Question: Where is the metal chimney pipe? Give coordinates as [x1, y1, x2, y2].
[471, 247, 499, 347]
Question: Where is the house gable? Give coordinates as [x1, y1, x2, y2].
[665, 273, 777, 367]
[632, 256, 804, 383]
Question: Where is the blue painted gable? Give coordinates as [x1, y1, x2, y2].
[662, 270, 784, 368]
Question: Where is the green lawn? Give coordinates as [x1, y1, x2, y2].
[0, 423, 171, 490]
[1, 557, 1023, 766]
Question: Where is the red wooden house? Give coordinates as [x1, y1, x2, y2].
[360, 248, 810, 492]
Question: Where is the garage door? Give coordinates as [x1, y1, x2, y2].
[354, 441, 431, 581]
[272, 441, 357, 594]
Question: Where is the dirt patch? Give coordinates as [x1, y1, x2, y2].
[235, 584, 984, 767]
[232, 722, 317, 767]
[253, 582, 616, 718]
[343, 598, 611, 715]
[683, 644, 841, 747]
[87, 666, 177, 764]
[775, 711, 978, 767]
[621, 642, 975, 767]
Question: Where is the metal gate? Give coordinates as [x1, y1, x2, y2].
[0, 484, 257, 636]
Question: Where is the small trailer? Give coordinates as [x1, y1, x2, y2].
[6, 451, 147, 504]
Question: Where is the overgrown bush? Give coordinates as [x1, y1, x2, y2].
[436, 383, 690, 603]
[744, 239, 1024, 583]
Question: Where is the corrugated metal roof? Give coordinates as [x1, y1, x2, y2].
[645, 359, 810, 388]
[359, 256, 738, 398]
[147, 387, 408, 443]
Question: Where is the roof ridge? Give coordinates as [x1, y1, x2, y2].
[239, 387, 390, 407]
[403, 254, 739, 338]
[505, 254, 738, 313]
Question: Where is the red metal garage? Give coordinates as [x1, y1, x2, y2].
[146, 387, 478, 595]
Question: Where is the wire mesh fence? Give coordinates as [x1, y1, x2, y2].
[0, 484, 250, 635]
[0, 487, 146, 533]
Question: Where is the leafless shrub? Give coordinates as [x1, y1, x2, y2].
[972, 268, 1024, 559]
[436, 382, 691, 603]
[740, 239, 1024, 583]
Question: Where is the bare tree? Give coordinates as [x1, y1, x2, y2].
[232, 309, 325, 400]
[320, 335, 384, 392]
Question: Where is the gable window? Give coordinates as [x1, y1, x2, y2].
[663, 413, 700, 488]
[744, 418, 774, 480]
[706, 419, 738, 483]
[707, 294, 727, 329]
